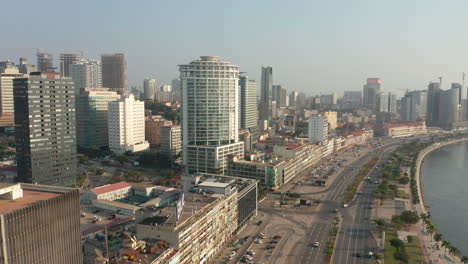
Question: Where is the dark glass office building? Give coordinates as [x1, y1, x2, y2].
[14, 72, 77, 186]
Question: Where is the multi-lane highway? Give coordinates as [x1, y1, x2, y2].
[333, 147, 396, 264]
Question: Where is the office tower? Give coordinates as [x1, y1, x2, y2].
[297, 92, 307, 107]
[438, 84, 462, 128]
[239, 73, 258, 130]
[343, 91, 362, 106]
[389, 93, 397, 113]
[160, 125, 182, 160]
[172, 78, 182, 103]
[273, 85, 287, 108]
[180, 56, 244, 174]
[76, 88, 121, 148]
[14, 72, 77, 186]
[426, 82, 441, 125]
[308, 115, 328, 142]
[289, 91, 298, 107]
[70, 59, 102, 94]
[36, 52, 54, 72]
[400, 90, 427, 122]
[260, 66, 273, 120]
[160, 84, 172, 92]
[0, 63, 25, 127]
[143, 78, 157, 100]
[59, 53, 80, 77]
[0, 183, 82, 264]
[377, 92, 389, 112]
[363, 78, 381, 110]
[18, 58, 37, 74]
[101, 53, 127, 95]
[108, 94, 149, 153]
[145, 115, 172, 147]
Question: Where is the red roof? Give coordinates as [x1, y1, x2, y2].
[91, 182, 130, 195]
[286, 144, 301, 150]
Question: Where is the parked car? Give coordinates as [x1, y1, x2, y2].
[313, 242, 320, 247]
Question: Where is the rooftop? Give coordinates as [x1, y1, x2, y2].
[91, 182, 131, 195]
[0, 189, 60, 215]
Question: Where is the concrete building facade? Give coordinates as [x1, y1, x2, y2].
[59, 53, 80, 77]
[108, 94, 149, 153]
[76, 88, 121, 148]
[160, 125, 182, 160]
[145, 115, 172, 147]
[143, 78, 157, 100]
[308, 115, 328, 142]
[180, 56, 244, 174]
[0, 183, 82, 264]
[0, 64, 25, 127]
[260, 66, 273, 121]
[70, 59, 102, 94]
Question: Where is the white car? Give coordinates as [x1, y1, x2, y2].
[313, 242, 320, 247]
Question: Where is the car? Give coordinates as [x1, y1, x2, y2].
[257, 220, 263, 226]
[313, 242, 320, 247]
[271, 240, 279, 244]
[273, 235, 282, 240]
[266, 245, 275, 249]
[255, 239, 263, 244]
[343, 203, 348, 208]
[355, 253, 362, 258]
[246, 251, 255, 256]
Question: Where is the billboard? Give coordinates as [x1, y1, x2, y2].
[175, 192, 185, 222]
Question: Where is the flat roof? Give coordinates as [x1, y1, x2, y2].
[0, 190, 60, 215]
[93, 199, 140, 211]
[198, 181, 230, 188]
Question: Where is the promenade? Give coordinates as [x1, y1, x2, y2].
[415, 138, 468, 264]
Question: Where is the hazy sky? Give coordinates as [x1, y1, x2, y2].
[3, 0, 468, 97]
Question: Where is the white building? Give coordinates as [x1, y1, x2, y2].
[143, 78, 156, 100]
[80, 182, 131, 204]
[108, 94, 149, 154]
[70, 59, 102, 94]
[309, 115, 328, 142]
[0, 63, 25, 127]
[161, 125, 182, 160]
[180, 56, 244, 174]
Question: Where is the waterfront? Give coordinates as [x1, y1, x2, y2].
[421, 140, 468, 255]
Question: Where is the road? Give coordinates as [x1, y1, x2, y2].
[333, 146, 397, 264]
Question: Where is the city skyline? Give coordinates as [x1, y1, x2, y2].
[3, 1, 468, 96]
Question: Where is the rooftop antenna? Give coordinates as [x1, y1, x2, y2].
[438, 77, 443, 88]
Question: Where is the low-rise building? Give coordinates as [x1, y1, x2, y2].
[136, 174, 257, 264]
[273, 143, 323, 182]
[81, 182, 132, 204]
[373, 120, 427, 137]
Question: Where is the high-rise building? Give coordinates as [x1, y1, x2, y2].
[239, 73, 258, 130]
[289, 91, 298, 107]
[260, 66, 273, 121]
[36, 52, 54, 72]
[101, 53, 127, 95]
[172, 78, 182, 103]
[323, 111, 338, 130]
[160, 84, 172, 92]
[438, 84, 462, 128]
[426, 82, 441, 125]
[0, 183, 82, 264]
[389, 92, 397, 113]
[0, 63, 25, 127]
[343, 91, 362, 107]
[14, 72, 77, 186]
[108, 94, 149, 153]
[273, 85, 287, 108]
[76, 88, 121, 148]
[400, 90, 427, 122]
[70, 59, 102, 94]
[143, 78, 156, 100]
[363, 78, 381, 110]
[145, 115, 172, 147]
[59, 53, 80, 77]
[180, 56, 244, 174]
[160, 125, 182, 160]
[308, 115, 328, 142]
[18, 58, 37, 74]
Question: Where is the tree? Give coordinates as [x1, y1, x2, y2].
[434, 233, 442, 245]
[398, 177, 410, 184]
[390, 238, 404, 249]
[399, 210, 419, 224]
[116, 155, 129, 165]
[460, 256, 468, 263]
[442, 240, 451, 253]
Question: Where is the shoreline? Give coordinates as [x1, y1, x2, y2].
[415, 137, 468, 262]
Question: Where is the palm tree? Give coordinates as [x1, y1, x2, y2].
[426, 223, 436, 240]
[460, 256, 468, 263]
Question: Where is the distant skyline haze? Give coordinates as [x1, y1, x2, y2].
[2, 0, 468, 97]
